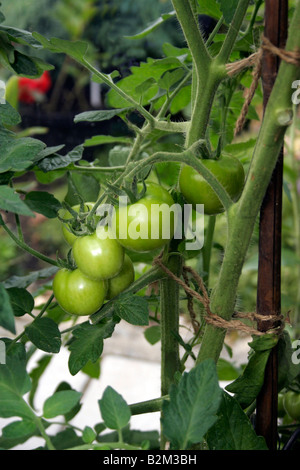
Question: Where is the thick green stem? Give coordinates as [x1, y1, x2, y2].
[197, 3, 300, 363]
[160, 252, 183, 396]
[171, 0, 211, 81]
[159, 249, 182, 450]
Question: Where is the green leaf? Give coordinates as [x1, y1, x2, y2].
[25, 318, 61, 353]
[107, 58, 183, 109]
[0, 185, 34, 216]
[197, 0, 222, 19]
[124, 11, 176, 39]
[158, 68, 185, 91]
[3, 266, 58, 289]
[114, 294, 149, 326]
[216, 0, 239, 24]
[37, 145, 84, 172]
[99, 386, 131, 430]
[1, 419, 36, 440]
[0, 282, 15, 333]
[68, 320, 115, 376]
[43, 390, 82, 419]
[64, 172, 100, 206]
[24, 191, 62, 218]
[206, 392, 268, 450]
[161, 359, 222, 450]
[6, 287, 34, 317]
[108, 145, 130, 167]
[216, 358, 240, 381]
[278, 331, 300, 391]
[0, 137, 45, 173]
[74, 108, 130, 123]
[0, 357, 34, 420]
[225, 335, 278, 408]
[0, 102, 21, 126]
[0, 25, 43, 48]
[144, 325, 161, 345]
[32, 33, 89, 65]
[83, 135, 132, 147]
[82, 426, 96, 444]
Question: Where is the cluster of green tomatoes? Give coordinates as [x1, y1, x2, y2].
[52, 154, 245, 317]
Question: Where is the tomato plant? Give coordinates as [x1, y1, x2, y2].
[0, 0, 299, 453]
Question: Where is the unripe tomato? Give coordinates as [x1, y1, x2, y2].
[283, 391, 300, 421]
[179, 155, 245, 215]
[72, 227, 124, 280]
[61, 202, 97, 246]
[112, 182, 176, 252]
[53, 268, 107, 316]
[106, 254, 135, 300]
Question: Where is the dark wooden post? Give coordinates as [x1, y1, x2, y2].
[255, 0, 288, 450]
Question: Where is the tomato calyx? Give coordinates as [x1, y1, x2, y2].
[59, 201, 97, 239]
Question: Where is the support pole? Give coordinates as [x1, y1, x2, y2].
[255, 0, 288, 451]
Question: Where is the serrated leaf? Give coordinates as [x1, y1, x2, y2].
[206, 392, 268, 450]
[0, 185, 34, 216]
[25, 191, 62, 218]
[0, 282, 16, 333]
[114, 294, 149, 326]
[0, 137, 45, 173]
[161, 359, 222, 450]
[216, 0, 239, 24]
[43, 390, 82, 419]
[68, 320, 115, 376]
[6, 287, 34, 317]
[225, 335, 278, 409]
[37, 145, 84, 172]
[3, 266, 58, 289]
[99, 386, 131, 430]
[0, 357, 34, 420]
[0, 102, 21, 126]
[32, 33, 89, 65]
[25, 317, 61, 353]
[107, 58, 183, 109]
[74, 108, 130, 123]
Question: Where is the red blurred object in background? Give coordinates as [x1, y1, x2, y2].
[18, 71, 52, 104]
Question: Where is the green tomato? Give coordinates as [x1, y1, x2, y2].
[53, 268, 107, 316]
[106, 254, 135, 300]
[179, 155, 245, 215]
[112, 183, 175, 252]
[72, 227, 124, 280]
[61, 202, 97, 246]
[283, 391, 300, 421]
